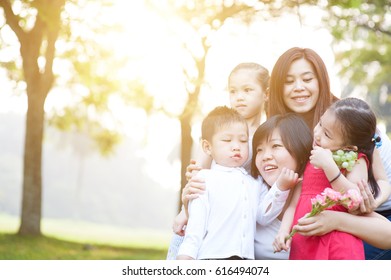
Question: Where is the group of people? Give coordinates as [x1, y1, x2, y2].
[166, 47, 391, 260]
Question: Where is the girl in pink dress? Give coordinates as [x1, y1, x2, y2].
[274, 97, 382, 259]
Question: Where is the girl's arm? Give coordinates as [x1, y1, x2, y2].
[293, 211, 391, 249]
[273, 182, 302, 252]
[257, 168, 298, 225]
[310, 146, 366, 193]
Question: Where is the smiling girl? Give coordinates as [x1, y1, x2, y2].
[274, 97, 380, 260]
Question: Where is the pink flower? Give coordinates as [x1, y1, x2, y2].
[340, 189, 362, 210]
[285, 187, 362, 241]
[311, 194, 326, 206]
[323, 187, 342, 202]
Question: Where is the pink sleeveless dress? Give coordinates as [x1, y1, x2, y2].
[289, 154, 367, 260]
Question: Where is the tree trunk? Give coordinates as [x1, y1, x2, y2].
[15, 0, 64, 235]
[18, 91, 46, 235]
[179, 114, 193, 211]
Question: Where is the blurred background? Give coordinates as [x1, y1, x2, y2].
[0, 0, 390, 259]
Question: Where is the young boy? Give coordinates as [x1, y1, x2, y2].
[176, 106, 263, 260]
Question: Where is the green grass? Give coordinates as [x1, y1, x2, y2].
[0, 214, 170, 260]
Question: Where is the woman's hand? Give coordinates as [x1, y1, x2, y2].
[350, 179, 376, 215]
[181, 176, 206, 205]
[293, 210, 336, 236]
[185, 159, 202, 181]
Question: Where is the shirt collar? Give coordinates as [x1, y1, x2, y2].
[211, 161, 248, 175]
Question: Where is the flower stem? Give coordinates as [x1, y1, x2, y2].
[285, 229, 297, 241]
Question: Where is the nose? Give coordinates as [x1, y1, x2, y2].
[294, 80, 305, 91]
[232, 146, 240, 152]
[236, 90, 245, 100]
[262, 148, 272, 161]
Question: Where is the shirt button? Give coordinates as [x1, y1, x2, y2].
[275, 193, 280, 198]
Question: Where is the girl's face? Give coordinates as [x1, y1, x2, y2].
[254, 129, 298, 186]
[206, 121, 249, 168]
[228, 69, 266, 120]
[313, 109, 345, 150]
[283, 58, 320, 114]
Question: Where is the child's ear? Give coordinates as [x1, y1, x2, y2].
[201, 139, 212, 156]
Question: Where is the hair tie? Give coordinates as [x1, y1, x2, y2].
[372, 133, 382, 148]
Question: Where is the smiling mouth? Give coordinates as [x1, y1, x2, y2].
[264, 165, 277, 172]
[292, 96, 309, 102]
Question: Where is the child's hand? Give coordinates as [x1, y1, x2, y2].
[176, 255, 194, 260]
[172, 210, 188, 236]
[310, 146, 334, 170]
[275, 167, 300, 191]
[273, 230, 291, 253]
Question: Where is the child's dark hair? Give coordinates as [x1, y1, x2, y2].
[251, 113, 313, 179]
[329, 97, 380, 197]
[202, 106, 248, 142]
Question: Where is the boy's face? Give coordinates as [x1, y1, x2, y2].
[206, 121, 249, 168]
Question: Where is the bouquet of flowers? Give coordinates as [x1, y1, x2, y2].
[285, 187, 362, 241]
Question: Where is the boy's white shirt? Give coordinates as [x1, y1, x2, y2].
[178, 161, 290, 260]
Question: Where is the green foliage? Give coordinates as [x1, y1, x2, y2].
[0, 233, 166, 260]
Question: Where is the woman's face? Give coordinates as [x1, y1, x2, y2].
[254, 129, 298, 186]
[283, 58, 320, 114]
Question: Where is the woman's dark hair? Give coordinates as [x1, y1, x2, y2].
[267, 47, 339, 129]
[251, 113, 313, 180]
[329, 97, 380, 197]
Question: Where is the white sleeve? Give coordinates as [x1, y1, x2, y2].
[177, 191, 209, 259]
[256, 182, 290, 226]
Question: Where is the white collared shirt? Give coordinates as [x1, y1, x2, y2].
[178, 162, 264, 260]
[255, 182, 290, 260]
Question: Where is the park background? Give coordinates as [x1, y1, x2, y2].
[0, 0, 390, 259]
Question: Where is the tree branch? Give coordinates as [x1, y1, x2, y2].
[0, 0, 25, 41]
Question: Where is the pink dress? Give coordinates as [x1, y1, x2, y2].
[289, 155, 367, 260]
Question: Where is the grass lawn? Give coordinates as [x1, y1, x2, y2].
[0, 214, 170, 260]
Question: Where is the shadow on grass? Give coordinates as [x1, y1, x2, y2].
[0, 233, 167, 260]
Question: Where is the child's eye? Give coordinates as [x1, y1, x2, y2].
[256, 148, 263, 153]
[272, 144, 283, 148]
[222, 139, 231, 142]
[244, 87, 252, 92]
